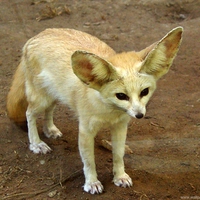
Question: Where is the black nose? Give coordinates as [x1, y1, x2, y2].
[135, 113, 144, 119]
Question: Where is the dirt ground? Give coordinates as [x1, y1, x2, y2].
[0, 0, 200, 199]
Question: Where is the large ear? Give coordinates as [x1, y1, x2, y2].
[71, 51, 118, 90]
[139, 26, 183, 80]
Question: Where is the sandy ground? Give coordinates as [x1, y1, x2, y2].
[0, 0, 200, 199]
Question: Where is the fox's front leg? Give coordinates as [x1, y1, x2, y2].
[78, 123, 104, 194]
[111, 122, 133, 188]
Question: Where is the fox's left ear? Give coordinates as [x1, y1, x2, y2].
[139, 26, 183, 80]
[71, 51, 118, 90]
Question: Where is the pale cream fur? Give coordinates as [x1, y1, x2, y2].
[7, 27, 183, 194]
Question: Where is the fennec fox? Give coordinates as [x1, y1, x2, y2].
[7, 27, 183, 194]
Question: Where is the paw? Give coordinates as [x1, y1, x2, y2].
[43, 125, 63, 139]
[83, 181, 104, 194]
[29, 141, 52, 154]
[113, 173, 133, 188]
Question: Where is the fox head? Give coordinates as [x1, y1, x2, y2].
[71, 27, 183, 119]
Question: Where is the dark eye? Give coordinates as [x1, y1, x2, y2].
[140, 88, 149, 97]
[116, 93, 129, 101]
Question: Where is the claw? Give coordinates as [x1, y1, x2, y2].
[114, 173, 133, 188]
[83, 181, 104, 194]
[43, 125, 63, 139]
[29, 141, 52, 154]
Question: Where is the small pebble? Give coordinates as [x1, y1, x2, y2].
[48, 190, 57, 198]
[40, 160, 45, 165]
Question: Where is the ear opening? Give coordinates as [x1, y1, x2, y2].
[138, 43, 158, 61]
[71, 51, 118, 90]
[139, 26, 183, 79]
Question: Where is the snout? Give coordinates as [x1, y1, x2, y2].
[127, 109, 145, 119]
[126, 102, 146, 119]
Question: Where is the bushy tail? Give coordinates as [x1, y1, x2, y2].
[7, 61, 28, 129]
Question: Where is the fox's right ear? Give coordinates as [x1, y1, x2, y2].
[71, 51, 118, 90]
[139, 26, 183, 80]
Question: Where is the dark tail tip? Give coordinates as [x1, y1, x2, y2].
[9, 118, 28, 132]
[15, 121, 28, 132]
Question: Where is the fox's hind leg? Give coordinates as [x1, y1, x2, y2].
[26, 104, 52, 154]
[43, 102, 63, 139]
[25, 80, 54, 154]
